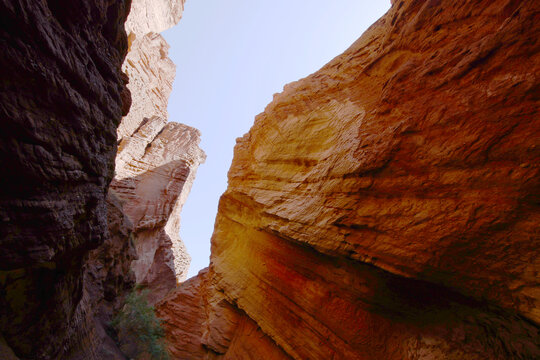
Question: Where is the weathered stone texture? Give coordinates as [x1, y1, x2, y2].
[67, 191, 136, 360]
[113, 0, 205, 302]
[0, 0, 202, 357]
[159, 0, 540, 359]
[156, 269, 291, 360]
[118, 0, 182, 141]
[118, 34, 174, 141]
[112, 120, 205, 302]
[125, 0, 185, 37]
[0, 0, 131, 358]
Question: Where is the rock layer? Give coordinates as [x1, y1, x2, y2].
[0, 0, 202, 357]
[0, 0, 131, 358]
[112, 0, 205, 302]
[158, 0, 540, 359]
[118, 33, 174, 140]
[67, 191, 136, 360]
[125, 0, 185, 38]
[157, 269, 291, 360]
[112, 119, 205, 302]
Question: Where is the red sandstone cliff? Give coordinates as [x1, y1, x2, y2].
[157, 0, 540, 359]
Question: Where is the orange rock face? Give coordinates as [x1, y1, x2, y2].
[156, 269, 291, 360]
[158, 0, 540, 359]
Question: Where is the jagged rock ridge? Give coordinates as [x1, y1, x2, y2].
[158, 0, 540, 359]
[112, 0, 205, 303]
[125, 0, 185, 38]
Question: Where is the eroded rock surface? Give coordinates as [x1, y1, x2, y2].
[112, 120, 204, 302]
[118, 0, 182, 141]
[156, 269, 291, 360]
[0, 0, 199, 357]
[125, 0, 185, 38]
[118, 33, 174, 140]
[112, 0, 205, 302]
[0, 0, 131, 358]
[68, 191, 136, 360]
[158, 0, 540, 359]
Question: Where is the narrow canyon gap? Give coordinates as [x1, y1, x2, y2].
[0, 0, 538, 359]
[163, 0, 392, 278]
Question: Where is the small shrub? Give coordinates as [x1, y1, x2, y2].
[111, 289, 169, 360]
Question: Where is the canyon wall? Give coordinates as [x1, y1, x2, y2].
[0, 0, 200, 358]
[0, 0, 132, 358]
[158, 0, 540, 359]
[112, 0, 205, 303]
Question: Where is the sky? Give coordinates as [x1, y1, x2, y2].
[162, 0, 391, 278]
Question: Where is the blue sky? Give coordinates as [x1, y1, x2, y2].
[162, 0, 391, 278]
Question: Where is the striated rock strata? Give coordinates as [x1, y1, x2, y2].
[68, 191, 136, 360]
[112, 119, 204, 303]
[158, 0, 540, 359]
[125, 0, 185, 39]
[157, 269, 291, 360]
[0, 0, 132, 358]
[112, 0, 205, 303]
[0, 0, 202, 357]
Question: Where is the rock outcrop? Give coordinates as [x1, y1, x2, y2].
[0, 0, 200, 357]
[66, 191, 137, 360]
[112, 119, 204, 303]
[0, 0, 131, 358]
[125, 0, 185, 39]
[112, 0, 205, 303]
[157, 269, 291, 360]
[158, 0, 540, 359]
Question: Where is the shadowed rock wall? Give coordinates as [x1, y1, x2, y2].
[0, 0, 203, 358]
[0, 0, 132, 358]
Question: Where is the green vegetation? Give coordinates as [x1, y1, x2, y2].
[111, 289, 170, 360]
